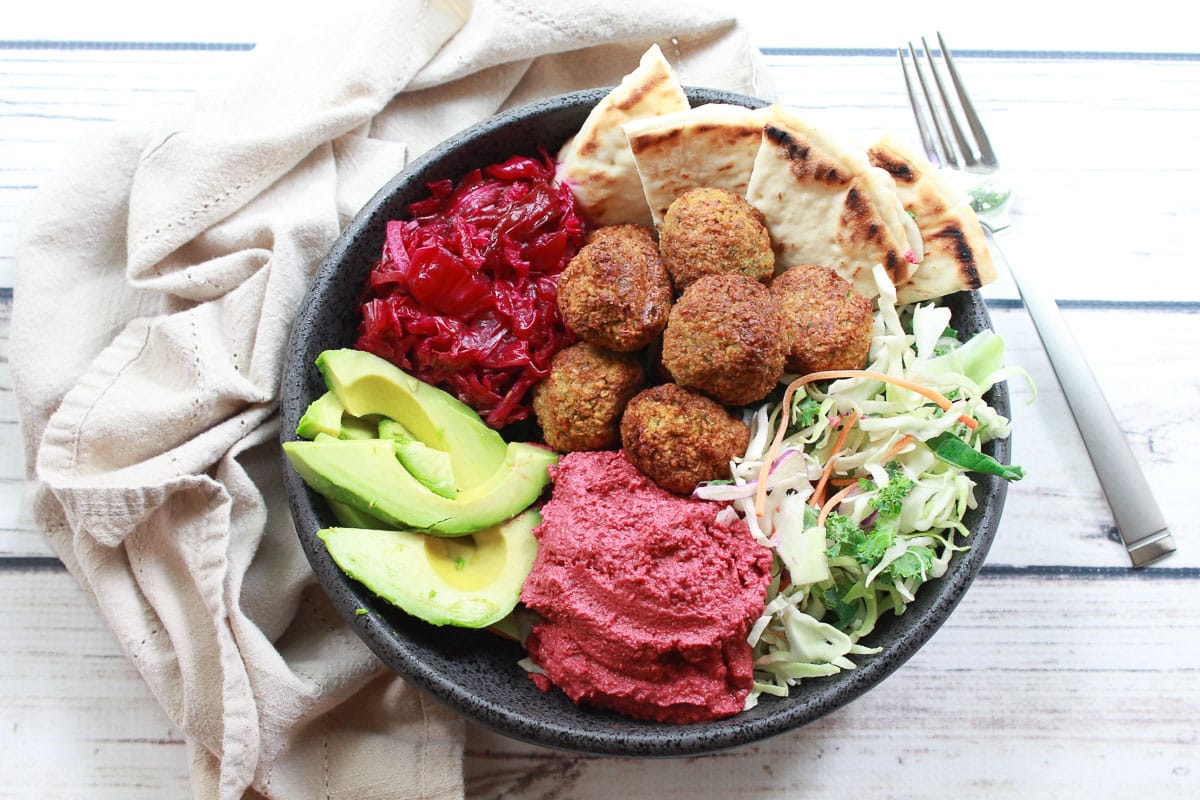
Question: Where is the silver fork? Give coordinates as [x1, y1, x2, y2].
[900, 33, 1176, 568]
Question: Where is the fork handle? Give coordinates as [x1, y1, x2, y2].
[988, 229, 1176, 567]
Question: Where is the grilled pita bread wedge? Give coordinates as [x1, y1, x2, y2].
[555, 44, 690, 227]
[623, 103, 771, 226]
[745, 107, 920, 298]
[868, 132, 996, 303]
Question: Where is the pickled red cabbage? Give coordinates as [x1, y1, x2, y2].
[355, 153, 585, 429]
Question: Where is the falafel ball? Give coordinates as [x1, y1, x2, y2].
[556, 224, 672, 352]
[660, 272, 788, 406]
[658, 187, 775, 290]
[771, 263, 874, 374]
[620, 382, 750, 494]
[533, 342, 646, 452]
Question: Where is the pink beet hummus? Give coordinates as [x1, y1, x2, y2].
[519, 450, 773, 724]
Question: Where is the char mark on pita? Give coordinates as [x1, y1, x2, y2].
[627, 126, 683, 157]
[865, 145, 915, 183]
[866, 132, 996, 302]
[763, 124, 852, 186]
[929, 221, 983, 288]
[555, 44, 691, 227]
[624, 103, 770, 227]
[746, 108, 917, 299]
[615, 70, 678, 112]
[869, 142, 950, 219]
[839, 185, 907, 286]
[841, 185, 908, 283]
[841, 188, 881, 244]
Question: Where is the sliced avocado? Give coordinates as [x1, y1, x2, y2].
[377, 418, 415, 444]
[317, 508, 541, 628]
[296, 390, 377, 440]
[340, 415, 380, 440]
[379, 419, 457, 499]
[283, 438, 556, 535]
[308, 412, 455, 499]
[312, 434, 397, 527]
[297, 391, 343, 439]
[328, 499, 396, 530]
[316, 349, 506, 490]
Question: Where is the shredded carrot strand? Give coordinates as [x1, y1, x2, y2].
[754, 377, 812, 517]
[883, 434, 916, 463]
[754, 369, 976, 518]
[809, 410, 860, 510]
[830, 475, 864, 486]
[817, 482, 859, 527]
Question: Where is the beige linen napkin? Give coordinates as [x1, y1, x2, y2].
[9, 1, 771, 797]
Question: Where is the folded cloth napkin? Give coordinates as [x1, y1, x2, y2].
[9, 1, 772, 797]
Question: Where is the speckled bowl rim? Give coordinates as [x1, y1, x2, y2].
[280, 87, 1010, 757]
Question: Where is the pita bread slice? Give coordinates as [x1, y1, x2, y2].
[745, 107, 918, 298]
[555, 44, 690, 227]
[868, 132, 997, 303]
[623, 103, 772, 226]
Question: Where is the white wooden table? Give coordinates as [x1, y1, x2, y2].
[3, 3, 1198, 797]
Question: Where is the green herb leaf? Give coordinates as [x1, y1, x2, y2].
[818, 584, 861, 632]
[869, 467, 915, 517]
[889, 546, 935, 580]
[927, 431, 1025, 481]
[787, 396, 823, 434]
[824, 512, 864, 559]
[856, 530, 894, 564]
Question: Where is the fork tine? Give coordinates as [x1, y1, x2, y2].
[921, 36, 978, 168]
[897, 46, 943, 167]
[936, 32, 999, 168]
[906, 41, 959, 169]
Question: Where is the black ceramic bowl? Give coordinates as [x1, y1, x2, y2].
[280, 87, 1010, 756]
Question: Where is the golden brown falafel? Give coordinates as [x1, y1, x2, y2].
[556, 224, 672, 352]
[533, 342, 646, 453]
[658, 187, 775, 290]
[620, 382, 750, 494]
[660, 272, 788, 406]
[771, 263, 874, 374]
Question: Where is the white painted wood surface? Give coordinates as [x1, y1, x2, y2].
[3, 4, 1198, 798]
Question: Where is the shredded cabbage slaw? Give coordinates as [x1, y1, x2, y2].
[694, 264, 1028, 708]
